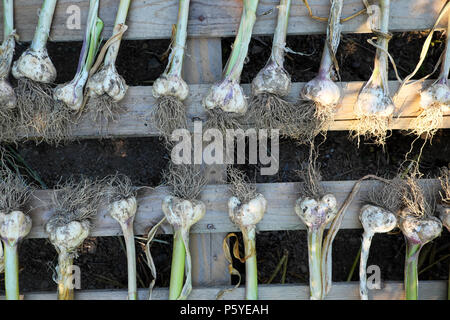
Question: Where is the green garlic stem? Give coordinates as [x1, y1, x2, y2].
[3, 242, 19, 300]
[438, 10, 450, 84]
[270, 0, 291, 67]
[169, 228, 186, 300]
[371, 0, 390, 88]
[359, 231, 373, 300]
[82, 18, 104, 74]
[31, 0, 58, 51]
[122, 224, 137, 300]
[243, 226, 258, 300]
[104, 0, 132, 65]
[166, 0, 190, 78]
[223, 0, 259, 81]
[3, 0, 14, 39]
[405, 242, 422, 300]
[57, 252, 74, 300]
[308, 227, 324, 300]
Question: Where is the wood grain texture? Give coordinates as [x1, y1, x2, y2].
[1, 0, 447, 42]
[10, 281, 447, 300]
[47, 80, 450, 139]
[25, 179, 440, 239]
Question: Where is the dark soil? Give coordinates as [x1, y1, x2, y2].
[5, 31, 449, 294]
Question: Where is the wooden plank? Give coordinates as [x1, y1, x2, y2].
[182, 37, 230, 286]
[25, 179, 440, 239]
[2, 0, 447, 42]
[11, 281, 447, 300]
[51, 80, 450, 139]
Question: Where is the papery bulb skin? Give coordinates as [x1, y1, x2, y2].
[437, 204, 449, 232]
[295, 194, 338, 230]
[162, 195, 206, 230]
[46, 220, 90, 253]
[87, 64, 128, 102]
[252, 61, 291, 97]
[53, 74, 88, 111]
[110, 196, 137, 226]
[228, 194, 267, 228]
[12, 48, 56, 83]
[355, 86, 395, 117]
[359, 204, 397, 234]
[0, 211, 32, 245]
[0, 79, 16, 109]
[203, 80, 247, 114]
[420, 83, 450, 113]
[398, 209, 442, 245]
[301, 76, 341, 108]
[152, 74, 189, 101]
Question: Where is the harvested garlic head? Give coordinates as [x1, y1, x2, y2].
[252, 61, 291, 97]
[0, 211, 32, 245]
[0, 79, 16, 109]
[162, 195, 205, 230]
[398, 210, 442, 245]
[109, 196, 137, 226]
[87, 64, 128, 102]
[12, 48, 57, 83]
[355, 86, 395, 118]
[359, 204, 397, 234]
[152, 74, 189, 101]
[203, 79, 247, 114]
[46, 220, 90, 253]
[301, 76, 341, 108]
[420, 83, 450, 113]
[437, 204, 449, 232]
[228, 194, 267, 228]
[295, 194, 338, 230]
[53, 74, 88, 111]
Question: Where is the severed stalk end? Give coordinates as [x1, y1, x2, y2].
[301, 76, 341, 109]
[359, 204, 397, 234]
[398, 209, 442, 245]
[162, 195, 206, 230]
[87, 63, 128, 102]
[152, 74, 189, 102]
[251, 60, 291, 97]
[203, 79, 247, 114]
[294, 194, 337, 230]
[0, 211, 32, 246]
[12, 48, 56, 84]
[228, 194, 267, 229]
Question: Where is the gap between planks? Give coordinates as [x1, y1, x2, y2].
[26, 179, 440, 239]
[1, 0, 447, 41]
[28, 80, 450, 139]
[5, 281, 447, 300]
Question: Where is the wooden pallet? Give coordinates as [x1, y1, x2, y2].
[2, 0, 448, 300]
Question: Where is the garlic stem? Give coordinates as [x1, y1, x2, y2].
[168, 228, 186, 300]
[57, 252, 74, 300]
[404, 241, 421, 300]
[3, 0, 14, 39]
[243, 226, 258, 300]
[438, 11, 450, 85]
[165, 0, 190, 78]
[223, 0, 259, 81]
[371, 0, 390, 89]
[122, 224, 137, 300]
[359, 231, 373, 300]
[104, 0, 131, 66]
[270, 0, 291, 68]
[30, 0, 58, 51]
[308, 227, 324, 300]
[3, 242, 19, 300]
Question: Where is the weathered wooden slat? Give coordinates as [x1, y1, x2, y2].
[1, 0, 447, 42]
[26, 179, 440, 239]
[59, 80, 450, 139]
[11, 281, 448, 300]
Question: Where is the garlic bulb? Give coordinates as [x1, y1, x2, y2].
[46, 220, 90, 253]
[12, 48, 56, 83]
[252, 61, 291, 97]
[295, 194, 338, 230]
[162, 195, 206, 230]
[87, 63, 128, 102]
[203, 80, 247, 114]
[0, 211, 32, 245]
[228, 194, 267, 228]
